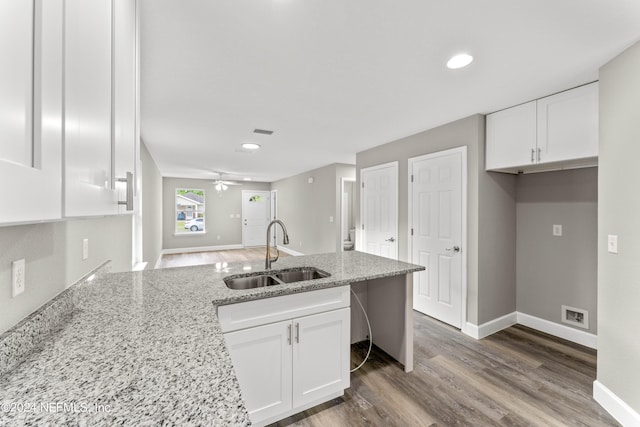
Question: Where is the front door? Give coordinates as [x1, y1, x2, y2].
[410, 148, 464, 328]
[242, 190, 271, 247]
[361, 162, 398, 260]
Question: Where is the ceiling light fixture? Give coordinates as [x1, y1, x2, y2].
[447, 53, 474, 69]
[241, 143, 261, 150]
[243, 177, 252, 181]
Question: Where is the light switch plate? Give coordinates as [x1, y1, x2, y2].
[607, 235, 618, 254]
[553, 224, 563, 236]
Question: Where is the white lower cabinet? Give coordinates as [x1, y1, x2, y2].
[219, 287, 351, 427]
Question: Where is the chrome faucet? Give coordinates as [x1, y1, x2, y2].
[265, 219, 290, 269]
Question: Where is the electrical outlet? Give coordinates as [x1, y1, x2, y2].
[329, 216, 334, 223]
[12, 259, 25, 297]
[553, 224, 563, 236]
[82, 238, 89, 260]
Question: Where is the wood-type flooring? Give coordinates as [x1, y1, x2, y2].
[273, 313, 617, 427]
[157, 246, 290, 269]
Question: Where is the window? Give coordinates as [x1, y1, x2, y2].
[176, 189, 205, 234]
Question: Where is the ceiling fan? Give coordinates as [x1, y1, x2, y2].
[211, 171, 242, 195]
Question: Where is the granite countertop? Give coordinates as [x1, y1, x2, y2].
[0, 251, 423, 426]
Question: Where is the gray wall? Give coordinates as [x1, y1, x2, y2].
[141, 142, 163, 266]
[356, 114, 517, 326]
[597, 41, 640, 413]
[162, 177, 270, 250]
[271, 163, 355, 255]
[516, 168, 598, 334]
[0, 215, 132, 334]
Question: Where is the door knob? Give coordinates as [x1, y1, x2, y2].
[446, 246, 460, 253]
[385, 237, 396, 242]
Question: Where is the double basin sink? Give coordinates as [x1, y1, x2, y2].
[224, 267, 330, 290]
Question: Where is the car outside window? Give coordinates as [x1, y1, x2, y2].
[176, 189, 205, 233]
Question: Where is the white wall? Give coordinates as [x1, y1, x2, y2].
[597, 40, 640, 416]
[271, 163, 355, 255]
[0, 216, 132, 334]
[162, 177, 270, 250]
[516, 168, 598, 334]
[356, 114, 517, 326]
[141, 142, 163, 266]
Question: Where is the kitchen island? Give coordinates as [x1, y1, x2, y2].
[0, 251, 423, 426]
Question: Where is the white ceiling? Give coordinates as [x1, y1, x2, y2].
[139, 0, 640, 182]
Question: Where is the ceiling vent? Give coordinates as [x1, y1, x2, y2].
[253, 129, 274, 135]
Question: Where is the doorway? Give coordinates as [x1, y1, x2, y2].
[360, 162, 398, 260]
[242, 190, 271, 247]
[409, 147, 467, 329]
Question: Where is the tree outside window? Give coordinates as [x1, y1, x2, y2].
[176, 189, 205, 233]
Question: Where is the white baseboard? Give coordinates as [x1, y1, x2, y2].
[278, 246, 305, 256]
[161, 244, 243, 256]
[517, 312, 597, 349]
[461, 311, 597, 349]
[593, 380, 640, 427]
[462, 311, 517, 339]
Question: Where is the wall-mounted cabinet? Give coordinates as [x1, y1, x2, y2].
[0, 0, 63, 223]
[64, 0, 117, 217]
[486, 82, 599, 174]
[0, 0, 137, 225]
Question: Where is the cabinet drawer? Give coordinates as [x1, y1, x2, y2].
[218, 286, 350, 333]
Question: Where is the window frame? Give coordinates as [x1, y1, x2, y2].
[175, 188, 206, 235]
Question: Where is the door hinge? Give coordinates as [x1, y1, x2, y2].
[411, 228, 414, 236]
[361, 224, 364, 230]
[411, 174, 414, 183]
[362, 182, 365, 189]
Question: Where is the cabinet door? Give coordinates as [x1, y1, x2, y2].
[64, 0, 117, 217]
[292, 308, 350, 408]
[224, 320, 293, 425]
[0, 0, 63, 223]
[113, 0, 137, 213]
[485, 101, 537, 170]
[537, 82, 599, 164]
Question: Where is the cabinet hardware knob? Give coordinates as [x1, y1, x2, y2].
[531, 148, 535, 163]
[287, 324, 292, 345]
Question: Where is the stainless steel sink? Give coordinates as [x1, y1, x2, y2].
[274, 268, 330, 283]
[223, 267, 331, 290]
[224, 274, 280, 290]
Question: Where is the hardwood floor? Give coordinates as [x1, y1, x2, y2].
[273, 313, 618, 427]
[156, 247, 290, 269]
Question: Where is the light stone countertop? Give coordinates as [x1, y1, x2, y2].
[0, 251, 423, 426]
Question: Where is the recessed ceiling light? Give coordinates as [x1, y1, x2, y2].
[447, 53, 474, 69]
[243, 177, 252, 181]
[241, 143, 261, 150]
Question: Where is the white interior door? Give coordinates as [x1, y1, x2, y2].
[242, 190, 271, 247]
[410, 148, 465, 328]
[361, 162, 398, 259]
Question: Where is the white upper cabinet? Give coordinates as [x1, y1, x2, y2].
[113, 0, 137, 212]
[537, 83, 599, 164]
[0, 0, 63, 223]
[486, 82, 599, 173]
[485, 101, 537, 170]
[64, 0, 117, 217]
